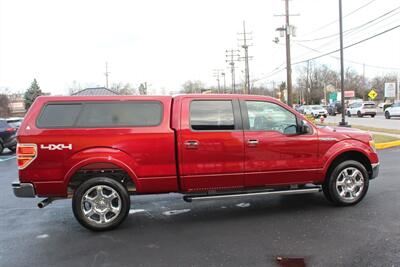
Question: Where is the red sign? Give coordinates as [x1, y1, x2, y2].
[344, 90, 355, 98]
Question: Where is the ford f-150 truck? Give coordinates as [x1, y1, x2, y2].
[12, 94, 379, 231]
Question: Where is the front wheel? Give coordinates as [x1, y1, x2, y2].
[72, 177, 130, 231]
[385, 111, 391, 119]
[347, 111, 351, 117]
[357, 111, 362, 117]
[323, 160, 369, 206]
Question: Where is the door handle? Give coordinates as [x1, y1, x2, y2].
[247, 139, 259, 146]
[184, 140, 199, 149]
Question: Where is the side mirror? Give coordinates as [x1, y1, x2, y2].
[298, 120, 311, 134]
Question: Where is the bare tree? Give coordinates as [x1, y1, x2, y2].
[0, 94, 11, 117]
[181, 80, 205, 94]
[110, 83, 137, 95]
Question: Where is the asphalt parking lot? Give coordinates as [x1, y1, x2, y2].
[324, 114, 400, 130]
[1, 148, 400, 267]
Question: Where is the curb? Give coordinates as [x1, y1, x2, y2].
[376, 140, 400, 150]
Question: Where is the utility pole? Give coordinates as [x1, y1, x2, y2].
[274, 0, 298, 105]
[338, 0, 348, 126]
[285, 0, 293, 106]
[238, 21, 252, 94]
[221, 72, 226, 93]
[306, 60, 310, 105]
[104, 62, 110, 89]
[226, 49, 240, 93]
[213, 69, 223, 93]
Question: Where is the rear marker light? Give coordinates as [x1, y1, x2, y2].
[17, 144, 37, 170]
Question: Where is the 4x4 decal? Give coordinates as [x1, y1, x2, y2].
[40, 144, 72, 151]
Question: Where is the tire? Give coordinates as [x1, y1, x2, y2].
[323, 114, 327, 118]
[9, 146, 16, 153]
[385, 111, 391, 119]
[72, 177, 130, 231]
[371, 114, 375, 118]
[0, 142, 4, 154]
[357, 111, 362, 117]
[347, 111, 351, 117]
[323, 160, 369, 206]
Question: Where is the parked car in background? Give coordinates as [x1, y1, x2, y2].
[346, 101, 377, 118]
[303, 105, 328, 118]
[295, 105, 305, 114]
[377, 102, 392, 112]
[6, 117, 23, 129]
[327, 101, 343, 116]
[385, 102, 400, 119]
[0, 119, 17, 153]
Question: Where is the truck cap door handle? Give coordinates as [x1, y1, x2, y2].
[184, 140, 199, 149]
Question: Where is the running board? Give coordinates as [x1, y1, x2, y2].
[183, 187, 322, 202]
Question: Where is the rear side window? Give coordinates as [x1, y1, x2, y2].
[37, 101, 163, 128]
[37, 104, 82, 128]
[190, 100, 235, 130]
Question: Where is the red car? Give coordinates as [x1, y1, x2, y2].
[12, 94, 379, 231]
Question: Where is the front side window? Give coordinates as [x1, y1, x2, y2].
[246, 101, 297, 134]
[190, 100, 235, 130]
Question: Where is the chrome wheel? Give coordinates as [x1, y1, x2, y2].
[336, 167, 364, 201]
[81, 185, 121, 224]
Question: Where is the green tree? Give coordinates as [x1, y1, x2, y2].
[24, 79, 43, 110]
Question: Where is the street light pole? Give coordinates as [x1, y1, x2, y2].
[338, 0, 348, 126]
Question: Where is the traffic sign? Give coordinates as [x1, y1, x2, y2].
[368, 89, 378, 100]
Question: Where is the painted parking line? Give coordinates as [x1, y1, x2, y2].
[0, 156, 16, 162]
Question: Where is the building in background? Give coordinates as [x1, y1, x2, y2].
[8, 94, 26, 117]
[72, 87, 119, 96]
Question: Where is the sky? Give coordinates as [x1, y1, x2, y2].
[0, 0, 399, 95]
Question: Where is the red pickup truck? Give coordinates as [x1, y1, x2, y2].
[12, 94, 379, 231]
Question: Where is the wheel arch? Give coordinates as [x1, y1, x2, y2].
[64, 147, 141, 194]
[324, 150, 372, 182]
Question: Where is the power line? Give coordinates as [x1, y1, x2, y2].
[301, 0, 377, 37]
[292, 24, 400, 66]
[295, 6, 400, 42]
[258, 24, 400, 81]
[294, 42, 400, 70]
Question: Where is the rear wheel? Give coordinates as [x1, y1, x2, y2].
[371, 114, 375, 118]
[72, 177, 130, 231]
[0, 142, 4, 154]
[385, 111, 391, 119]
[357, 111, 362, 117]
[347, 111, 351, 117]
[323, 160, 369, 206]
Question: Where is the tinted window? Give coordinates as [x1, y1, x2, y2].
[37, 101, 162, 128]
[37, 104, 82, 128]
[190, 100, 235, 130]
[76, 102, 162, 127]
[363, 103, 375, 108]
[246, 101, 297, 134]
